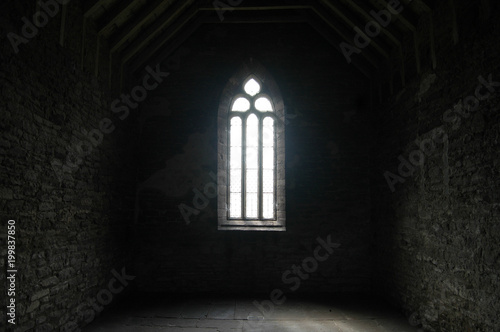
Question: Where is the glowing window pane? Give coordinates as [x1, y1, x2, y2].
[263, 170, 274, 192]
[246, 115, 259, 146]
[244, 78, 260, 96]
[246, 169, 258, 192]
[229, 117, 242, 218]
[246, 193, 258, 218]
[263, 117, 274, 147]
[232, 97, 250, 112]
[263, 148, 274, 169]
[263, 193, 274, 219]
[230, 194, 241, 218]
[230, 117, 242, 169]
[230, 169, 241, 192]
[230, 117, 242, 145]
[246, 114, 258, 168]
[262, 117, 274, 219]
[246, 146, 258, 168]
[255, 97, 273, 112]
[230, 147, 241, 169]
[245, 114, 259, 218]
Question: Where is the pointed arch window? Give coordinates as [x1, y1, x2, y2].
[218, 66, 285, 231]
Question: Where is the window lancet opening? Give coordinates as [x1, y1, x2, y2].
[255, 97, 273, 112]
[218, 65, 285, 231]
[232, 97, 250, 112]
[244, 78, 261, 96]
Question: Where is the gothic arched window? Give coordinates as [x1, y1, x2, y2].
[217, 61, 285, 231]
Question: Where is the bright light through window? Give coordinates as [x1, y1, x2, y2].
[244, 78, 260, 96]
[245, 114, 259, 218]
[229, 117, 242, 218]
[228, 77, 277, 221]
[232, 97, 250, 112]
[262, 117, 274, 219]
[219, 69, 285, 231]
[255, 97, 273, 112]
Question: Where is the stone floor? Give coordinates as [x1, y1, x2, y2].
[82, 294, 423, 332]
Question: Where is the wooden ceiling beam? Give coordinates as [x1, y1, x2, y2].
[417, 0, 432, 12]
[109, 0, 170, 54]
[202, 15, 307, 24]
[303, 12, 376, 78]
[374, 0, 416, 32]
[198, 5, 312, 11]
[123, 4, 328, 70]
[340, 0, 402, 48]
[121, 1, 396, 79]
[319, 0, 389, 58]
[127, 7, 202, 73]
[133, 15, 205, 75]
[120, 0, 196, 66]
[96, 0, 142, 36]
[84, 0, 105, 18]
[399, 0, 432, 14]
[306, 6, 383, 68]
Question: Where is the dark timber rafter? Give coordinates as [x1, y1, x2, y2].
[120, 0, 196, 67]
[108, 0, 172, 53]
[127, 3, 201, 73]
[96, 0, 142, 36]
[81, 0, 433, 89]
[340, 0, 402, 48]
[319, 0, 389, 59]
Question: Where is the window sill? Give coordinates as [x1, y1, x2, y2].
[218, 218, 285, 231]
[218, 224, 286, 231]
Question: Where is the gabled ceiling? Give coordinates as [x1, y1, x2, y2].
[84, 0, 433, 82]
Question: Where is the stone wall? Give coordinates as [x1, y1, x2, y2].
[0, 1, 133, 331]
[372, 1, 500, 331]
[132, 23, 374, 294]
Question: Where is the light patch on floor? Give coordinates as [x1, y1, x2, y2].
[82, 295, 422, 332]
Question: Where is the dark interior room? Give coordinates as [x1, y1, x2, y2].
[1, 0, 499, 331]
